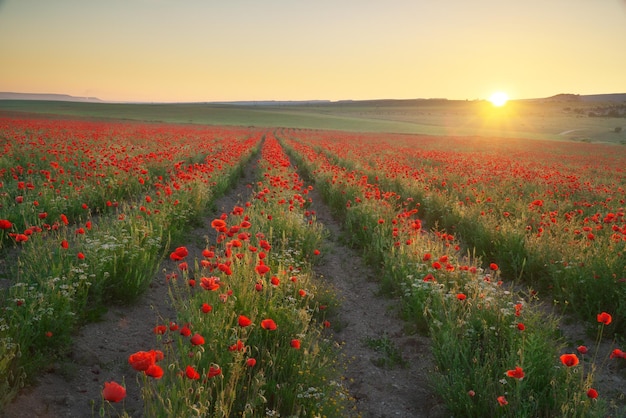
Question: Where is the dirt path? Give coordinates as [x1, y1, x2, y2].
[308, 187, 445, 418]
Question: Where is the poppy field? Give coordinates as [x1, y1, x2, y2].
[279, 128, 626, 416]
[1, 115, 625, 417]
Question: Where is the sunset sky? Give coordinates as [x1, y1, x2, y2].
[1, 0, 625, 103]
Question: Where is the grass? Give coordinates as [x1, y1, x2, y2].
[363, 334, 406, 369]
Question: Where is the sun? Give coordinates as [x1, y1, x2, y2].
[489, 91, 509, 107]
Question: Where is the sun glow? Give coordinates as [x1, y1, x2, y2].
[489, 91, 509, 107]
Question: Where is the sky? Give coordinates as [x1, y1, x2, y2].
[0, 0, 625, 103]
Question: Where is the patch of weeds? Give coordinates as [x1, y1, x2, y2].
[364, 333, 406, 369]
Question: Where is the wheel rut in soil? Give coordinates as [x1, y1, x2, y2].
[306, 186, 444, 418]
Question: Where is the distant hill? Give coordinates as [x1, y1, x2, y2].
[2, 91, 625, 105]
[579, 93, 626, 102]
[540, 93, 626, 103]
[212, 100, 332, 106]
[0, 92, 103, 102]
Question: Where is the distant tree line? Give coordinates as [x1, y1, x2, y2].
[566, 104, 626, 118]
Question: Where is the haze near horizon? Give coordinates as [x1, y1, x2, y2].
[1, 0, 625, 103]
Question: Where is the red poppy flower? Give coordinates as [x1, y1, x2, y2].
[517, 323, 525, 331]
[238, 315, 252, 327]
[587, 388, 598, 399]
[201, 303, 212, 313]
[185, 365, 200, 380]
[313, 249, 320, 256]
[190, 333, 205, 346]
[505, 366, 524, 379]
[260, 318, 277, 331]
[228, 340, 245, 352]
[577, 345, 588, 355]
[145, 364, 164, 379]
[218, 263, 232, 275]
[208, 365, 222, 378]
[13, 234, 28, 242]
[102, 381, 126, 403]
[560, 353, 579, 367]
[531, 199, 543, 207]
[497, 395, 508, 406]
[597, 312, 612, 325]
[170, 246, 188, 261]
[180, 325, 192, 337]
[255, 262, 270, 276]
[129, 350, 158, 371]
[200, 276, 219, 291]
[61, 240, 69, 249]
[456, 293, 467, 301]
[290, 339, 301, 349]
[153, 325, 167, 335]
[489, 263, 499, 271]
[246, 358, 257, 367]
[423, 273, 435, 282]
[610, 348, 626, 359]
[211, 219, 227, 230]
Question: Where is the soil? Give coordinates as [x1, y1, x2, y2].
[2, 150, 624, 418]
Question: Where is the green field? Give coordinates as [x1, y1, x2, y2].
[1, 98, 625, 143]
